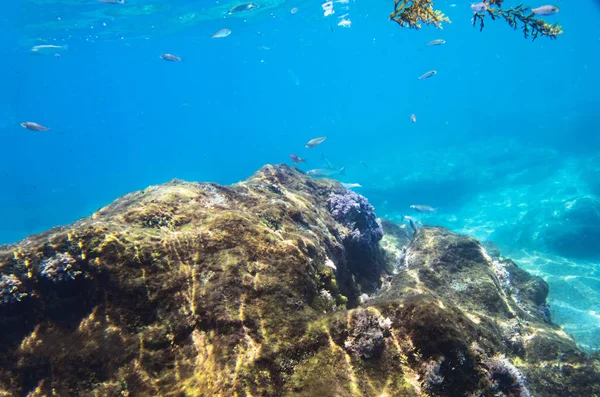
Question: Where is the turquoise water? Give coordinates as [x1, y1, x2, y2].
[2, 0, 600, 348]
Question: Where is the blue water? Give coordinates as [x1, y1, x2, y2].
[3, 0, 600, 348]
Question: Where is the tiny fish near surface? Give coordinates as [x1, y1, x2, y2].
[531, 5, 559, 15]
[212, 28, 232, 38]
[99, 0, 125, 4]
[426, 39, 446, 46]
[418, 70, 437, 80]
[305, 136, 326, 148]
[341, 183, 362, 189]
[228, 3, 258, 14]
[21, 122, 50, 131]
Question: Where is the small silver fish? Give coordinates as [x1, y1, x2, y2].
[418, 70, 437, 80]
[307, 167, 345, 177]
[160, 53, 182, 61]
[212, 28, 232, 39]
[21, 122, 50, 131]
[99, 0, 125, 3]
[531, 5, 559, 15]
[341, 183, 362, 189]
[426, 39, 446, 46]
[290, 154, 306, 164]
[228, 3, 258, 14]
[410, 205, 436, 213]
[403, 216, 418, 233]
[30, 44, 68, 55]
[470, 2, 488, 12]
[306, 136, 326, 148]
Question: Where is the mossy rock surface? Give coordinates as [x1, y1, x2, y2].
[0, 165, 598, 396]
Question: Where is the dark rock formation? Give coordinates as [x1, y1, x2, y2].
[0, 164, 598, 396]
[327, 190, 385, 290]
[537, 195, 600, 261]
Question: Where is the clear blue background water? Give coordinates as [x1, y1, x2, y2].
[2, 0, 600, 348]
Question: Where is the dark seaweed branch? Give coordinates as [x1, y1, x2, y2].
[472, 2, 563, 40]
[389, 0, 450, 29]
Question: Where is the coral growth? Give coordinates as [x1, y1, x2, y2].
[39, 252, 82, 283]
[0, 274, 27, 305]
[472, 1, 563, 40]
[327, 190, 385, 290]
[327, 190, 383, 254]
[421, 357, 445, 392]
[389, 0, 451, 29]
[344, 308, 391, 359]
[485, 355, 532, 397]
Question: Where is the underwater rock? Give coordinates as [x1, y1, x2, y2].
[379, 217, 412, 273]
[0, 165, 598, 396]
[538, 195, 600, 261]
[373, 226, 600, 396]
[488, 193, 600, 261]
[327, 190, 384, 251]
[343, 308, 391, 359]
[327, 190, 385, 289]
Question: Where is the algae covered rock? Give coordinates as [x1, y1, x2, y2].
[0, 165, 388, 396]
[327, 189, 385, 289]
[374, 227, 600, 396]
[379, 217, 412, 273]
[0, 164, 598, 397]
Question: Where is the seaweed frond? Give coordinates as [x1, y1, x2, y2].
[390, 0, 451, 29]
[472, 2, 563, 40]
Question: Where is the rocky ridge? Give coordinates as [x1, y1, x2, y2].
[0, 165, 598, 396]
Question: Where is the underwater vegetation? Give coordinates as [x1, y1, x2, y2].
[0, 165, 598, 396]
[471, 0, 563, 40]
[389, 0, 563, 40]
[389, 0, 451, 29]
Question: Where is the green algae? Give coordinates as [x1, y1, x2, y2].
[0, 165, 599, 396]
